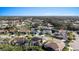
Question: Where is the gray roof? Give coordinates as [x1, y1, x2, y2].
[32, 37, 42, 41]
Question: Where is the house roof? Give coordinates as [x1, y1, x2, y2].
[44, 39, 65, 51]
[0, 30, 5, 32]
[31, 37, 42, 41]
[18, 28, 31, 32]
[10, 37, 28, 45]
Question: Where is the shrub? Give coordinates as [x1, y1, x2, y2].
[62, 46, 69, 51]
[27, 46, 44, 51]
[0, 44, 26, 51]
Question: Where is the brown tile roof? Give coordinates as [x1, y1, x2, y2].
[44, 39, 65, 51]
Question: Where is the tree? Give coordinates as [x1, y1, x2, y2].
[66, 32, 75, 46]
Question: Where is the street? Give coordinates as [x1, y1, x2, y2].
[70, 32, 79, 51]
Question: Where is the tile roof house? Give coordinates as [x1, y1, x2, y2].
[9, 37, 28, 46]
[0, 29, 6, 34]
[43, 39, 65, 51]
[31, 37, 42, 46]
[53, 30, 67, 41]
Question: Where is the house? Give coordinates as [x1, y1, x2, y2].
[42, 39, 65, 51]
[18, 28, 31, 35]
[0, 24, 9, 28]
[31, 36, 53, 46]
[53, 29, 67, 41]
[31, 37, 42, 46]
[0, 29, 6, 34]
[74, 20, 79, 24]
[39, 23, 54, 35]
[41, 26, 53, 35]
[31, 26, 53, 35]
[31, 28, 37, 34]
[9, 37, 28, 46]
[0, 41, 8, 44]
[59, 29, 67, 41]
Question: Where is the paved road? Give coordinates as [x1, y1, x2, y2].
[70, 32, 79, 51]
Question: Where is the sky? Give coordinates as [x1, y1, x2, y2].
[0, 7, 79, 16]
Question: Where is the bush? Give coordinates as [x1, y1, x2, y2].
[0, 44, 44, 51]
[0, 44, 13, 51]
[0, 44, 26, 51]
[27, 46, 44, 51]
[62, 46, 69, 51]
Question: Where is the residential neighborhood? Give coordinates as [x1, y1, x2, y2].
[0, 16, 79, 51]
